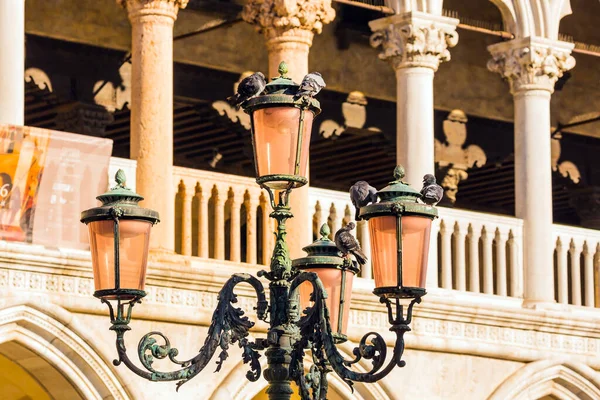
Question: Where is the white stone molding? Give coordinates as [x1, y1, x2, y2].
[369, 11, 459, 71]
[0, 304, 130, 399]
[551, 132, 581, 183]
[487, 360, 600, 400]
[487, 37, 575, 94]
[489, 0, 572, 40]
[383, 0, 444, 15]
[212, 72, 252, 130]
[242, 0, 335, 41]
[25, 68, 53, 92]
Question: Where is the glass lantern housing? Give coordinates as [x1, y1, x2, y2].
[359, 167, 438, 299]
[243, 62, 321, 190]
[81, 171, 159, 301]
[293, 224, 359, 341]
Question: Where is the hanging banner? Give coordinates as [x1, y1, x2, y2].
[0, 124, 112, 249]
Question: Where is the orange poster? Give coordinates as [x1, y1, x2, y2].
[0, 125, 112, 249]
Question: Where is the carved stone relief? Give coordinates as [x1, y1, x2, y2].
[318, 91, 381, 139]
[435, 109, 486, 204]
[211, 72, 252, 130]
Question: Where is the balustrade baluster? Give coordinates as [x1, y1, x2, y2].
[454, 222, 466, 291]
[495, 228, 508, 296]
[214, 187, 226, 260]
[181, 180, 194, 256]
[440, 220, 453, 289]
[230, 191, 242, 262]
[584, 242, 595, 307]
[570, 239, 583, 306]
[482, 226, 494, 295]
[358, 220, 372, 279]
[427, 219, 440, 289]
[508, 231, 522, 297]
[468, 224, 481, 293]
[555, 237, 568, 304]
[246, 194, 258, 265]
[198, 184, 209, 258]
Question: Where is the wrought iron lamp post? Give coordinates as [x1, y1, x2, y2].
[81, 62, 438, 400]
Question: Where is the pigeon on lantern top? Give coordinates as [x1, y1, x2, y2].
[334, 222, 367, 265]
[296, 72, 326, 99]
[227, 72, 266, 110]
[349, 181, 378, 221]
[420, 174, 444, 205]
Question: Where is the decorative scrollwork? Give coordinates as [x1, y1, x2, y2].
[288, 272, 416, 396]
[109, 273, 267, 390]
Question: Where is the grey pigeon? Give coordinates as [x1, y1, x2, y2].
[227, 72, 266, 110]
[349, 181, 378, 221]
[334, 222, 367, 265]
[296, 72, 326, 98]
[420, 174, 443, 205]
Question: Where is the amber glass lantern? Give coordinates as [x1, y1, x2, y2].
[359, 166, 438, 299]
[243, 62, 321, 190]
[293, 224, 359, 342]
[81, 170, 159, 301]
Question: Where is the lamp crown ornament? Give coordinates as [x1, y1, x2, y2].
[82, 66, 438, 400]
[278, 61, 289, 78]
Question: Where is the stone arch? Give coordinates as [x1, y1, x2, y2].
[209, 340, 392, 400]
[0, 303, 130, 399]
[488, 360, 600, 400]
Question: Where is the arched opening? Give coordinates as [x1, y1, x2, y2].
[488, 360, 600, 400]
[0, 341, 82, 399]
[0, 304, 130, 400]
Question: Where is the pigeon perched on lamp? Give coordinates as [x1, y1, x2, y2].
[296, 72, 326, 99]
[420, 174, 444, 205]
[349, 181, 378, 221]
[334, 222, 367, 265]
[227, 72, 266, 110]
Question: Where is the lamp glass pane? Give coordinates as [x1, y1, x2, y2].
[252, 107, 314, 188]
[88, 219, 152, 294]
[369, 215, 432, 289]
[299, 268, 354, 335]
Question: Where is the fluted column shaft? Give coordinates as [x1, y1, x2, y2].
[119, 0, 188, 253]
[370, 12, 458, 187]
[0, 1, 24, 125]
[488, 37, 575, 305]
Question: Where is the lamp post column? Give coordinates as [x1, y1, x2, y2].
[118, 0, 188, 253]
[488, 37, 575, 306]
[0, 0, 24, 125]
[369, 12, 458, 188]
[243, 0, 335, 260]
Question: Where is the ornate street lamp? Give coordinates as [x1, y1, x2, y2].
[81, 63, 438, 400]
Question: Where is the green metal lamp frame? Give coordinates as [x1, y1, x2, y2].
[82, 65, 437, 400]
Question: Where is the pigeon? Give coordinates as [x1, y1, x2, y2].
[349, 181, 378, 221]
[420, 174, 444, 205]
[296, 72, 326, 99]
[227, 72, 266, 110]
[334, 222, 367, 265]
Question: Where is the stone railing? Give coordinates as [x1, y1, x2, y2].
[110, 158, 600, 306]
[553, 225, 600, 307]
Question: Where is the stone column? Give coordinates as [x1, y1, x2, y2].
[370, 12, 458, 187]
[0, 0, 25, 125]
[488, 37, 575, 305]
[243, 0, 335, 258]
[119, 0, 188, 253]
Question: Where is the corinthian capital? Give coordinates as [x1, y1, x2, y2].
[487, 37, 575, 94]
[117, 0, 188, 20]
[242, 0, 335, 41]
[369, 12, 459, 71]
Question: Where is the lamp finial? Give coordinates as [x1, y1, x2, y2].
[278, 61, 289, 78]
[319, 223, 331, 240]
[393, 165, 405, 182]
[115, 169, 127, 188]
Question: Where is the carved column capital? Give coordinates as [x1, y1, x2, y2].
[242, 0, 335, 43]
[117, 0, 188, 22]
[487, 37, 575, 94]
[369, 12, 459, 71]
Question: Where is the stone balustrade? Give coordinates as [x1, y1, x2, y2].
[111, 158, 600, 307]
